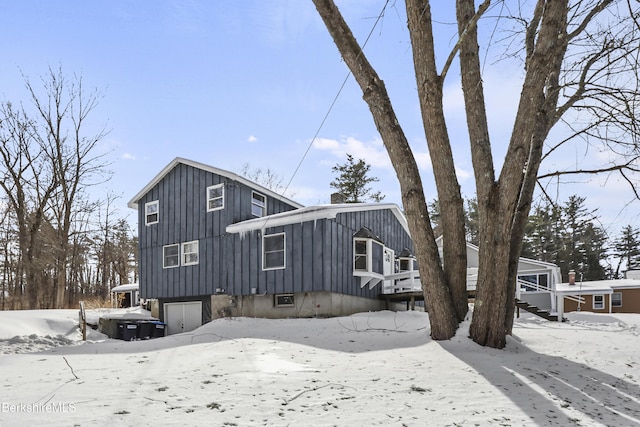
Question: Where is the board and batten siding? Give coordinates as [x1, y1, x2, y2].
[211, 207, 414, 299]
[137, 162, 297, 299]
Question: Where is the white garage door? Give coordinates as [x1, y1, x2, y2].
[163, 301, 202, 335]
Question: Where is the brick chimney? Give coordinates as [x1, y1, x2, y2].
[331, 192, 346, 204]
[568, 270, 576, 285]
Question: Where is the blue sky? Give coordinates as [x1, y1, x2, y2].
[1, 1, 637, 236]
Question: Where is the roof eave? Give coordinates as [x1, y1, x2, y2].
[128, 157, 304, 210]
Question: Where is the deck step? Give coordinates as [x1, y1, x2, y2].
[515, 298, 560, 322]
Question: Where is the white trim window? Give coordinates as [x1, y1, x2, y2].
[354, 238, 368, 272]
[252, 191, 267, 217]
[145, 200, 159, 225]
[263, 233, 285, 270]
[612, 292, 622, 308]
[353, 238, 384, 274]
[593, 294, 605, 310]
[207, 183, 224, 212]
[163, 244, 180, 268]
[182, 240, 199, 266]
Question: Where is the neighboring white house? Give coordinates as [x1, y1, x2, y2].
[380, 236, 562, 315]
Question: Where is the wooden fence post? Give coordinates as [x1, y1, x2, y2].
[79, 301, 87, 341]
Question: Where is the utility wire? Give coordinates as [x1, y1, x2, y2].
[278, 1, 391, 205]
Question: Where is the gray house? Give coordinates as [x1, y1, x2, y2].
[128, 158, 413, 334]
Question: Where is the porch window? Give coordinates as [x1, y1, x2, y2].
[207, 183, 224, 212]
[263, 233, 285, 270]
[517, 273, 549, 292]
[612, 292, 622, 307]
[163, 244, 179, 268]
[145, 200, 159, 225]
[182, 240, 199, 266]
[252, 191, 266, 217]
[593, 294, 605, 310]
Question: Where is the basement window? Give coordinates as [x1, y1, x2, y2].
[275, 294, 295, 307]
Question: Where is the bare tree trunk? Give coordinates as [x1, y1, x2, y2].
[314, 0, 638, 348]
[26, 67, 109, 309]
[406, 0, 468, 321]
[313, 0, 459, 339]
[469, 0, 570, 347]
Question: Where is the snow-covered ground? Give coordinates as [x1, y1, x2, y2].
[0, 307, 639, 426]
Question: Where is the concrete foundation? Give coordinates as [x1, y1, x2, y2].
[211, 291, 407, 320]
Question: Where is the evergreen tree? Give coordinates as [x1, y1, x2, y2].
[330, 154, 385, 203]
[464, 198, 479, 246]
[613, 225, 640, 278]
[521, 200, 562, 263]
[522, 196, 609, 281]
[556, 196, 608, 281]
[427, 199, 440, 230]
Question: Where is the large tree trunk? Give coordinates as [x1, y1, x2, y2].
[314, 0, 627, 348]
[406, 0, 468, 322]
[469, 0, 570, 347]
[313, 0, 459, 339]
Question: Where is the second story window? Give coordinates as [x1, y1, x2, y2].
[145, 200, 159, 225]
[207, 183, 224, 212]
[252, 191, 266, 217]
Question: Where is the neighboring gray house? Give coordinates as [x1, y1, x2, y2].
[128, 158, 413, 334]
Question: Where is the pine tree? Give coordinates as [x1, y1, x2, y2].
[613, 225, 640, 278]
[557, 196, 608, 281]
[427, 199, 440, 230]
[330, 154, 385, 203]
[521, 200, 562, 264]
[464, 198, 479, 246]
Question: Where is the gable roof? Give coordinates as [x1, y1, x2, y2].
[226, 203, 409, 235]
[127, 157, 303, 210]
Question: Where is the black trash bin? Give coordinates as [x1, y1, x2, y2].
[150, 321, 166, 338]
[117, 321, 138, 341]
[137, 321, 154, 340]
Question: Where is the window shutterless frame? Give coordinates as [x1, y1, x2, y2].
[145, 200, 159, 225]
[163, 244, 179, 268]
[207, 183, 224, 212]
[263, 233, 285, 270]
[182, 240, 199, 266]
[251, 191, 267, 217]
[593, 294, 605, 310]
[612, 292, 622, 307]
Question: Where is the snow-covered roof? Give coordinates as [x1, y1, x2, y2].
[555, 279, 640, 295]
[111, 283, 139, 293]
[226, 203, 409, 235]
[127, 157, 303, 210]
